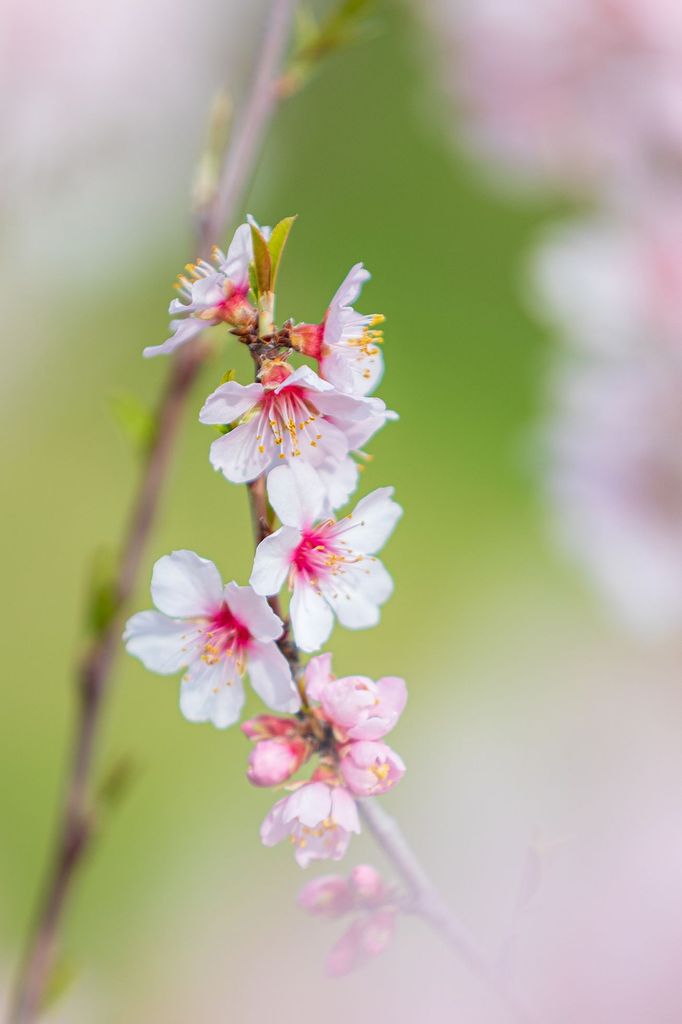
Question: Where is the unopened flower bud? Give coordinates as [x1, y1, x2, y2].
[349, 864, 389, 907]
[247, 737, 308, 787]
[241, 714, 297, 741]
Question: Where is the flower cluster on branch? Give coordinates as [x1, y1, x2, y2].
[124, 216, 405, 973]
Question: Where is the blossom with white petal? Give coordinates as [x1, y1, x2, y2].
[123, 549, 300, 727]
[143, 222, 256, 358]
[250, 463, 402, 652]
[290, 263, 384, 396]
[199, 361, 395, 506]
[260, 777, 361, 867]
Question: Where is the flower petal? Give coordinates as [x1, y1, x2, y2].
[266, 462, 328, 528]
[143, 317, 206, 358]
[274, 364, 335, 395]
[290, 581, 335, 652]
[219, 222, 253, 287]
[179, 658, 246, 728]
[223, 581, 283, 641]
[285, 781, 332, 827]
[331, 787, 361, 833]
[316, 455, 359, 511]
[303, 652, 334, 701]
[151, 550, 223, 618]
[250, 526, 301, 596]
[209, 419, 271, 484]
[123, 611, 197, 674]
[199, 381, 264, 425]
[331, 487, 402, 553]
[247, 640, 301, 713]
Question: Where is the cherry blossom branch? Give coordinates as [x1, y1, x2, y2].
[9, 5, 296, 1021]
[242, 470, 529, 1022]
[359, 800, 532, 1023]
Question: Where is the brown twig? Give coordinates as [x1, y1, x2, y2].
[9, 4, 296, 1021]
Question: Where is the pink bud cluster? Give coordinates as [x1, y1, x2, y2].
[298, 864, 398, 976]
[243, 654, 407, 867]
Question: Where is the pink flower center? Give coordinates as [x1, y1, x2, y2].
[291, 525, 361, 585]
[254, 385, 324, 459]
[201, 603, 251, 667]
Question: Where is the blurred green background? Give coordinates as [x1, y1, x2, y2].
[0, 1, 605, 1019]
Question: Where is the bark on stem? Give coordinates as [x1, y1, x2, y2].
[9, 5, 296, 1021]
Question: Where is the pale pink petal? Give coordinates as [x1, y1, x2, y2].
[316, 455, 359, 511]
[303, 652, 334, 701]
[223, 581, 283, 641]
[179, 657, 245, 728]
[331, 787, 361, 833]
[266, 462, 328, 528]
[327, 264, 371, 324]
[219, 221, 253, 287]
[321, 559, 393, 630]
[320, 345, 384, 398]
[375, 676, 408, 721]
[209, 418, 271, 484]
[123, 611, 198, 674]
[151, 550, 223, 618]
[340, 740, 405, 796]
[331, 488, 402, 553]
[247, 640, 300, 713]
[199, 381, 264, 425]
[342, 398, 398, 450]
[290, 581, 335, 652]
[274, 364, 335, 395]
[143, 317, 206, 358]
[284, 782, 332, 827]
[260, 798, 290, 846]
[250, 526, 301, 596]
[297, 875, 353, 917]
[327, 920, 364, 977]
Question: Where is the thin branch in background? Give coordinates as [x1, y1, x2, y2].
[8, 4, 296, 1020]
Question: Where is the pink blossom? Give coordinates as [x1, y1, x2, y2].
[326, 909, 397, 977]
[199, 362, 394, 507]
[123, 550, 300, 727]
[250, 462, 402, 652]
[241, 713, 299, 741]
[431, 0, 682, 193]
[260, 779, 361, 867]
[303, 653, 407, 740]
[348, 864, 391, 908]
[339, 740, 405, 797]
[143, 222, 255, 357]
[290, 263, 384, 396]
[532, 207, 682, 354]
[246, 736, 309, 787]
[297, 875, 354, 917]
[546, 356, 682, 631]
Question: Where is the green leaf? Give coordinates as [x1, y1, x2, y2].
[220, 368, 237, 384]
[85, 548, 118, 635]
[110, 392, 156, 455]
[250, 222, 272, 298]
[267, 215, 297, 290]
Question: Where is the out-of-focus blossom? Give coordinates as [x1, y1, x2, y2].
[338, 740, 405, 797]
[290, 263, 385, 396]
[144, 222, 255, 357]
[532, 207, 682, 353]
[298, 864, 397, 976]
[546, 356, 682, 631]
[123, 550, 300, 727]
[199, 362, 394, 505]
[327, 908, 398, 977]
[427, 0, 682, 194]
[303, 654, 407, 741]
[260, 775, 361, 867]
[250, 463, 401, 652]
